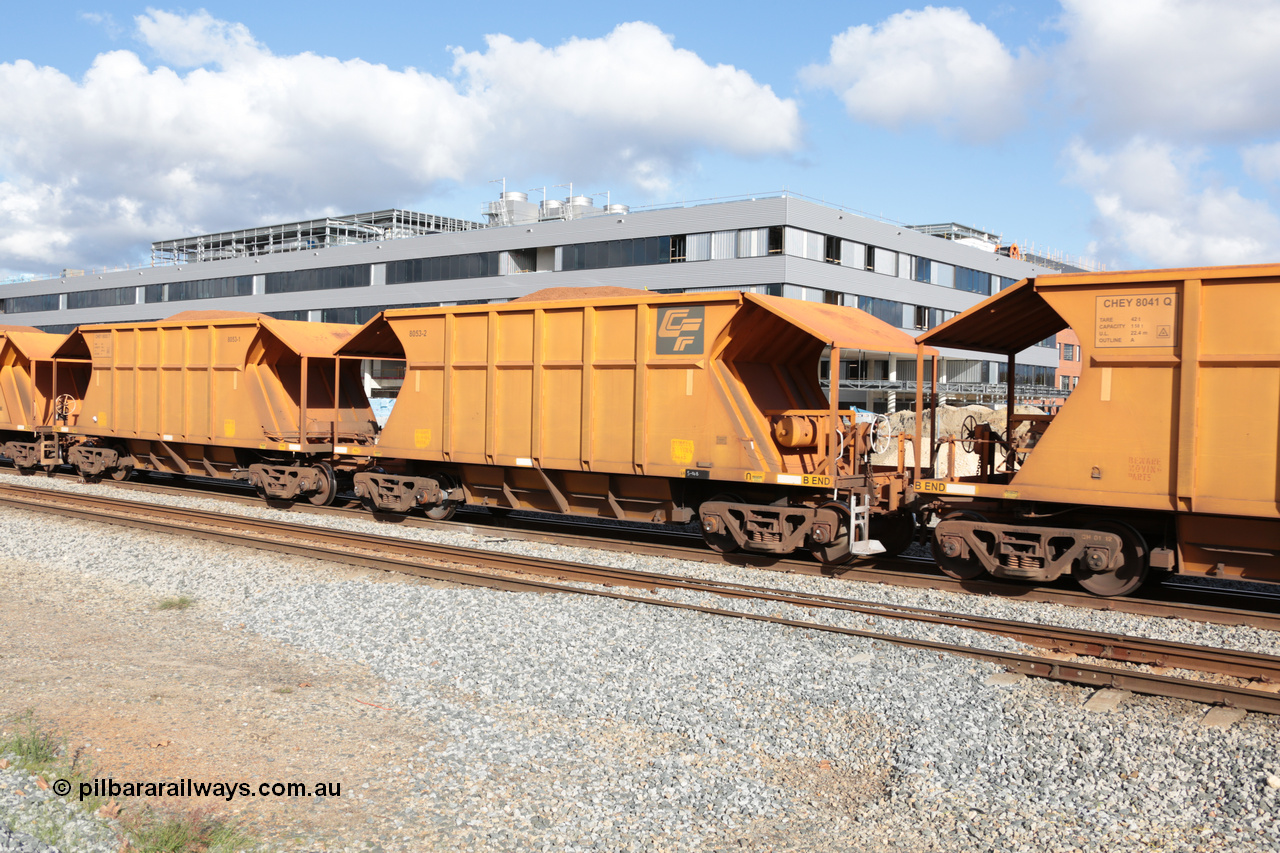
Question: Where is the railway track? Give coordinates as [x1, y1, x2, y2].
[12, 467, 1280, 632]
[3, 481, 1280, 715]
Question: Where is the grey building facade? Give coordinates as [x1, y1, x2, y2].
[1, 193, 1061, 412]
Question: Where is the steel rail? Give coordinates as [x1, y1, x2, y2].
[2, 485, 1280, 714]
[8, 471, 1280, 631]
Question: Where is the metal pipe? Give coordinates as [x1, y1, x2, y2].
[1006, 352, 1017, 474]
[913, 345, 924, 480]
[829, 346, 840, 478]
[929, 356, 938, 479]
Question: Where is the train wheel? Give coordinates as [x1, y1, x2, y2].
[701, 493, 742, 554]
[1073, 521, 1148, 597]
[109, 448, 132, 482]
[16, 466, 36, 477]
[931, 511, 988, 580]
[870, 511, 917, 558]
[809, 501, 855, 566]
[307, 462, 338, 507]
[424, 472, 460, 520]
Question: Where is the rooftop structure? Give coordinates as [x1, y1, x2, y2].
[150, 209, 486, 265]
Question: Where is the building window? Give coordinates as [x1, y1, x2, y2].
[562, 237, 670, 271]
[3, 293, 61, 314]
[823, 290, 842, 305]
[857, 295, 903, 327]
[264, 310, 310, 321]
[1061, 375, 1071, 391]
[146, 275, 254, 304]
[669, 235, 687, 263]
[824, 235, 841, 264]
[1038, 335, 1057, 348]
[913, 257, 931, 284]
[267, 264, 371, 294]
[1062, 343, 1075, 361]
[320, 305, 388, 325]
[384, 254, 496, 286]
[68, 286, 137, 310]
[954, 267, 992, 295]
[1000, 363, 1056, 387]
[845, 359, 889, 380]
[767, 226, 784, 255]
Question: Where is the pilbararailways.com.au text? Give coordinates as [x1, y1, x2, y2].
[57, 777, 342, 802]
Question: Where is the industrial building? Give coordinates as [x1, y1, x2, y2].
[0, 191, 1073, 411]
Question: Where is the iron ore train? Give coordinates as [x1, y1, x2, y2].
[0, 264, 1276, 597]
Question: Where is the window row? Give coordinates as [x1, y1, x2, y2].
[561, 236, 671, 270]
[146, 275, 254, 304]
[999, 363, 1057, 387]
[782, 226, 1019, 296]
[385, 253, 499, 285]
[3, 293, 60, 314]
[266, 264, 371, 294]
[69, 286, 138, 310]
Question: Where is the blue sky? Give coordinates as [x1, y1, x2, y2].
[2, 1, 1279, 277]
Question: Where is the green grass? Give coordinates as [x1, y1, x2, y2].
[2, 710, 257, 852]
[272, 687, 293, 695]
[0, 709, 63, 766]
[124, 805, 255, 853]
[156, 595, 195, 611]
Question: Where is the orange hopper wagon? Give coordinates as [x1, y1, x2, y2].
[913, 263, 1280, 595]
[52, 311, 376, 503]
[337, 288, 929, 563]
[0, 325, 78, 472]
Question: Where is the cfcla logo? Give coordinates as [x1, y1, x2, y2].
[656, 306, 705, 354]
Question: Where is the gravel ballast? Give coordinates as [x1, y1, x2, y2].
[1, 472, 1279, 850]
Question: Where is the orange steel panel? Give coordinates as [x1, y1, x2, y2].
[344, 290, 924, 484]
[921, 263, 1280, 523]
[55, 313, 375, 450]
[0, 330, 68, 429]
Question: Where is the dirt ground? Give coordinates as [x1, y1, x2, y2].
[0, 555, 444, 852]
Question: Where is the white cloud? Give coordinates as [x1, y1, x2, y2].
[0, 14, 799, 271]
[1242, 142, 1280, 183]
[1056, 0, 1280, 140]
[801, 7, 1033, 141]
[135, 8, 262, 68]
[1065, 137, 1280, 266]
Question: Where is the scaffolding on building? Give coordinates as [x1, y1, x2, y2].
[150, 210, 486, 265]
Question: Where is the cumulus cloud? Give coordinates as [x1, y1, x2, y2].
[0, 13, 799, 272]
[1065, 138, 1280, 266]
[1241, 142, 1280, 184]
[801, 7, 1033, 141]
[1056, 0, 1280, 140]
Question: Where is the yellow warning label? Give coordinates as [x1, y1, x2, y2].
[414, 428, 432, 449]
[223, 419, 236, 438]
[1095, 293, 1178, 348]
[801, 474, 833, 487]
[743, 471, 765, 484]
[670, 439, 694, 465]
[1003, 489, 1019, 499]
